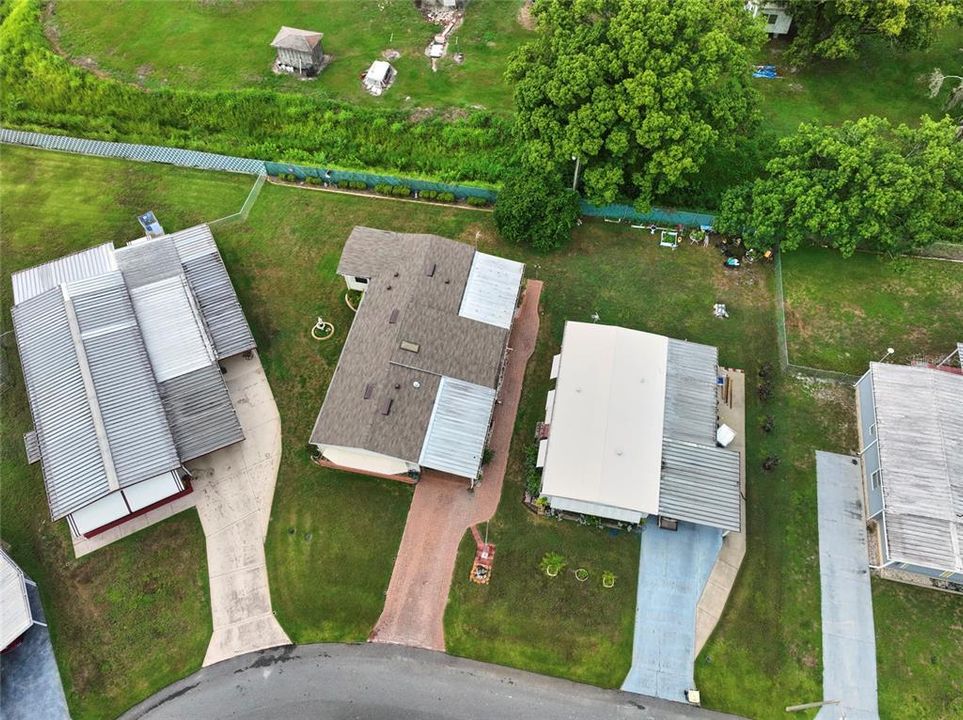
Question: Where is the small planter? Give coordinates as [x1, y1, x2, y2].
[545, 565, 560, 577]
[574, 568, 589, 582]
[601, 571, 616, 589]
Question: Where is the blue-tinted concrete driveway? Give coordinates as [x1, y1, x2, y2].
[0, 581, 70, 720]
[814, 451, 879, 720]
[622, 520, 723, 702]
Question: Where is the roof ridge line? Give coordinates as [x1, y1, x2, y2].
[60, 285, 121, 493]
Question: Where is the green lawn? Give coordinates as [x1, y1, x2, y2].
[0, 147, 249, 719]
[757, 30, 962, 137]
[781, 247, 963, 375]
[51, 0, 530, 110]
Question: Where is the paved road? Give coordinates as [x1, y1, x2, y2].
[120, 644, 744, 720]
[622, 520, 722, 701]
[370, 281, 542, 650]
[814, 452, 879, 720]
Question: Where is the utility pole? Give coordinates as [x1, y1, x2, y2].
[571, 154, 581, 191]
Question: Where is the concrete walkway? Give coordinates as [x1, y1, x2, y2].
[0, 581, 70, 720]
[622, 520, 723, 702]
[370, 281, 542, 651]
[814, 451, 879, 720]
[189, 352, 291, 667]
[695, 369, 747, 654]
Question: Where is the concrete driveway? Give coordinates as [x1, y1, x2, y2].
[814, 451, 879, 720]
[369, 281, 542, 651]
[188, 351, 290, 667]
[120, 643, 746, 720]
[622, 520, 723, 702]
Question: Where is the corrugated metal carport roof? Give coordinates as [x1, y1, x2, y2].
[419, 376, 496, 479]
[658, 439, 741, 532]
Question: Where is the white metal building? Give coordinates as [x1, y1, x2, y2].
[746, 1, 793, 36]
[0, 550, 33, 651]
[11, 225, 255, 541]
[539, 322, 741, 532]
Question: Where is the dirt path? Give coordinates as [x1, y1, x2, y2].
[369, 280, 542, 651]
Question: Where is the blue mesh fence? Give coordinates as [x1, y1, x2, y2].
[2, 128, 716, 226]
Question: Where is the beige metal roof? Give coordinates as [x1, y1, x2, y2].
[270, 26, 323, 52]
[540, 323, 667, 516]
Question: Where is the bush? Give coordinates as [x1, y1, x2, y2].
[466, 195, 489, 207]
[306, 176, 323, 186]
[524, 443, 542, 496]
[420, 190, 439, 200]
[374, 183, 393, 195]
[390, 185, 412, 197]
[494, 166, 580, 252]
[350, 180, 367, 190]
[436, 192, 455, 203]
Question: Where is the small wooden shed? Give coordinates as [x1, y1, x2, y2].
[271, 26, 325, 75]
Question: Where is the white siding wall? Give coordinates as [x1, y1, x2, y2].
[321, 445, 415, 476]
[546, 496, 644, 524]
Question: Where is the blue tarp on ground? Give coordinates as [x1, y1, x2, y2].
[621, 519, 723, 702]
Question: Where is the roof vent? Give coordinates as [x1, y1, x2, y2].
[394, 383, 401, 390]
[393, 271, 400, 278]
[389, 309, 399, 324]
[380, 398, 393, 416]
[444, 279, 450, 285]
[363, 383, 374, 400]
[400, 340, 420, 353]
[426, 262, 436, 277]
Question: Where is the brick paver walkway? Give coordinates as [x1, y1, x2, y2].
[369, 280, 542, 651]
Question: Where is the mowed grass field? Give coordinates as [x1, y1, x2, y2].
[2, 148, 961, 718]
[50, 0, 531, 110]
[781, 247, 963, 375]
[757, 29, 963, 136]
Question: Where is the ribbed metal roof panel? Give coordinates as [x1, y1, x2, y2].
[167, 226, 255, 358]
[158, 365, 244, 461]
[70, 274, 180, 487]
[419, 376, 496, 479]
[658, 439, 741, 532]
[128, 276, 214, 382]
[664, 339, 719, 446]
[458, 251, 524, 330]
[11, 243, 115, 304]
[11, 289, 110, 519]
[114, 237, 182, 288]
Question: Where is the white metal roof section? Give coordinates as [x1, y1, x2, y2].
[0, 550, 32, 650]
[419, 376, 497, 479]
[129, 276, 214, 382]
[167, 225, 257, 358]
[871, 362, 963, 572]
[540, 322, 667, 517]
[68, 272, 181, 489]
[11, 242, 115, 304]
[658, 439, 741, 532]
[458, 251, 524, 330]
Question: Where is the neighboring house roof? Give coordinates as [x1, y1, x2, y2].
[270, 26, 323, 52]
[10, 225, 251, 521]
[540, 322, 741, 532]
[311, 227, 523, 479]
[0, 550, 32, 650]
[869, 361, 963, 573]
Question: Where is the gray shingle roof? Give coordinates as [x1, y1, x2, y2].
[870, 361, 963, 573]
[311, 228, 520, 476]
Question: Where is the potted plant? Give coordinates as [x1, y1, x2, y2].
[601, 570, 617, 589]
[539, 552, 566, 577]
[574, 568, 589, 582]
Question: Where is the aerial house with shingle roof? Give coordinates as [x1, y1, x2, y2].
[310, 227, 524, 483]
[11, 225, 255, 542]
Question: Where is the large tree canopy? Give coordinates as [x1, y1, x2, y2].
[784, 0, 961, 65]
[717, 116, 963, 257]
[507, 0, 764, 210]
[494, 166, 581, 252]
